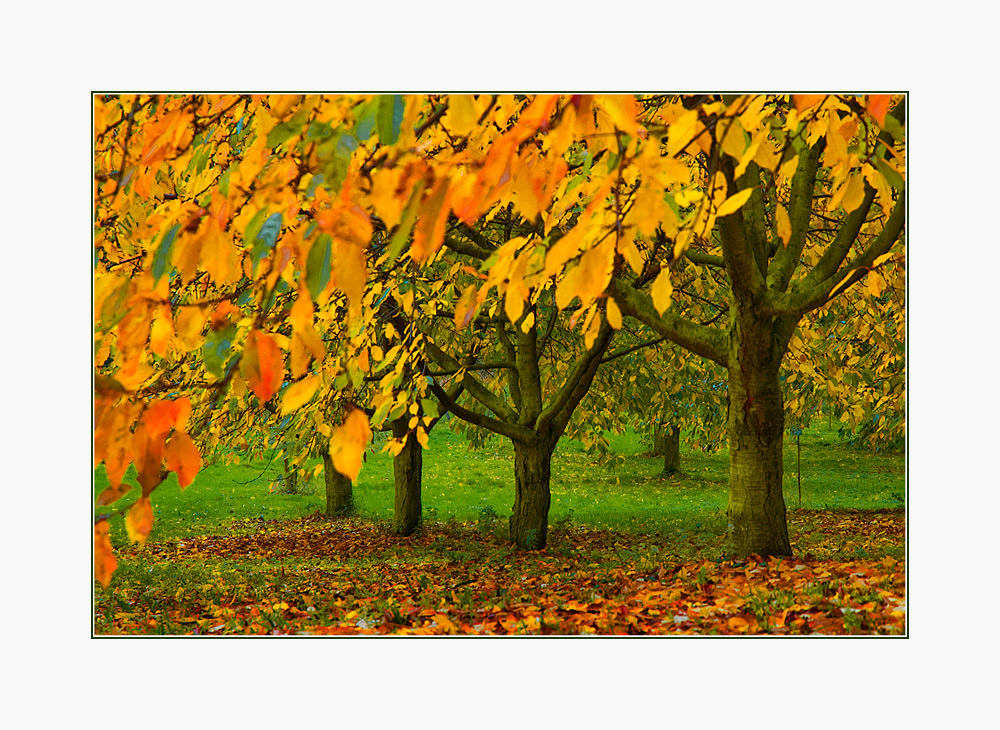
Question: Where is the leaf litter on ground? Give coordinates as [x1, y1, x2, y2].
[95, 510, 905, 636]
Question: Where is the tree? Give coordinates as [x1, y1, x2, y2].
[607, 95, 905, 554]
[93, 93, 905, 585]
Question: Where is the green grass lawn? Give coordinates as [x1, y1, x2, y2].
[94, 417, 905, 549]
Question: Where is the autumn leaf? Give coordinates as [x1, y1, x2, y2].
[125, 496, 154, 543]
[281, 376, 320, 415]
[329, 406, 372, 481]
[164, 431, 202, 488]
[715, 188, 753, 218]
[411, 176, 451, 263]
[775, 203, 792, 245]
[141, 397, 191, 437]
[651, 269, 673, 314]
[94, 520, 117, 588]
[792, 94, 826, 113]
[606, 297, 623, 330]
[242, 330, 284, 403]
[453, 284, 480, 329]
[866, 94, 893, 128]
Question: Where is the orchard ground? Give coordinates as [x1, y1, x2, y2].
[93, 419, 906, 635]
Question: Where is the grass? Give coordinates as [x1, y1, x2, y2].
[95, 419, 906, 636]
[94, 417, 904, 551]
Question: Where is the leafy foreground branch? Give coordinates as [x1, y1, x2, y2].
[95, 513, 905, 636]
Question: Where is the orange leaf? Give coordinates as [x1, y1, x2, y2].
[133, 422, 166, 496]
[866, 94, 893, 128]
[242, 330, 284, 403]
[329, 406, 372, 481]
[141, 397, 191, 437]
[94, 520, 117, 588]
[164, 431, 202, 488]
[125, 496, 154, 544]
[727, 616, 750, 631]
[411, 176, 451, 263]
[792, 94, 825, 113]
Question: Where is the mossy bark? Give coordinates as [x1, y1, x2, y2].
[726, 312, 792, 556]
[661, 424, 681, 474]
[322, 451, 354, 517]
[391, 418, 422, 536]
[509, 434, 557, 550]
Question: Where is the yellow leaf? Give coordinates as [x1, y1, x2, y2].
[573, 238, 615, 311]
[453, 284, 479, 329]
[651, 269, 673, 315]
[715, 188, 753, 218]
[555, 264, 581, 310]
[584, 311, 601, 350]
[519, 310, 536, 334]
[125, 496, 154, 544]
[866, 270, 885, 297]
[281, 376, 320, 416]
[719, 118, 747, 161]
[416, 427, 429, 449]
[667, 109, 699, 158]
[329, 406, 372, 481]
[606, 297, 623, 330]
[446, 95, 483, 136]
[840, 173, 867, 214]
[775, 203, 791, 245]
[596, 95, 639, 135]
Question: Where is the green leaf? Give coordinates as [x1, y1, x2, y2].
[252, 212, 283, 266]
[305, 233, 333, 299]
[354, 102, 378, 141]
[152, 224, 180, 284]
[202, 324, 237, 380]
[266, 109, 309, 149]
[376, 95, 405, 146]
[874, 158, 904, 192]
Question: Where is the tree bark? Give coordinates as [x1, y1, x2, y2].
[726, 311, 792, 556]
[659, 423, 681, 475]
[509, 434, 557, 549]
[322, 450, 354, 517]
[391, 417, 422, 536]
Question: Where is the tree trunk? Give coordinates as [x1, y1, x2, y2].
[282, 456, 298, 494]
[322, 450, 354, 517]
[391, 417, 422, 536]
[509, 435, 557, 550]
[726, 313, 792, 557]
[662, 424, 681, 475]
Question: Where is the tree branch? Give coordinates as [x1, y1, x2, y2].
[608, 276, 727, 367]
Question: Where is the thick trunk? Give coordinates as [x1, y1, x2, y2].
[726, 313, 792, 557]
[661, 424, 681, 475]
[322, 450, 354, 517]
[391, 418, 422, 536]
[509, 435, 557, 550]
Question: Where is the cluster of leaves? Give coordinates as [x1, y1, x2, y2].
[95, 512, 904, 635]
